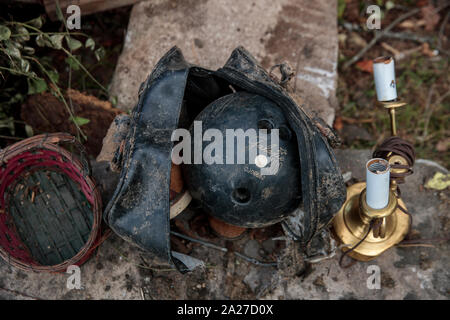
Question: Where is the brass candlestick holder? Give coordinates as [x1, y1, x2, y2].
[332, 181, 410, 261]
[380, 99, 407, 136]
[332, 56, 413, 261]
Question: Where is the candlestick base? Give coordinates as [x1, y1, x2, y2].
[332, 182, 410, 261]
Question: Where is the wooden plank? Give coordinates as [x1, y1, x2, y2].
[0, 0, 42, 4]
[43, 0, 141, 21]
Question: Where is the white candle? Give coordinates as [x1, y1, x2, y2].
[373, 56, 397, 102]
[366, 158, 390, 209]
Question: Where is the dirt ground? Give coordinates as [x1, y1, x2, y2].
[21, 89, 122, 156]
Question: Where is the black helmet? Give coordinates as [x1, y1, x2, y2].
[105, 46, 346, 270]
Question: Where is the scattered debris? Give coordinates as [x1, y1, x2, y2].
[342, 171, 352, 183]
[424, 172, 450, 191]
[356, 59, 373, 73]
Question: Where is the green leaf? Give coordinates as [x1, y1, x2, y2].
[0, 117, 15, 135]
[27, 16, 44, 29]
[85, 37, 95, 50]
[19, 58, 30, 73]
[0, 25, 11, 41]
[47, 70, 59, 84]
[94, 47, 105, 61]
[15, 26, 30, 42]
[35, 34, 45, 47]
[385, 1, 395, 11]
[23, 46, 35, 55]
[55, 3, 64, 22]
[4, 41, 21, 59]
[12, 41, 23, 50]
[65, 56, 80, 71]
[109, 96, 118, 106]
[338, 0, 346, 20]
[25, 124, 33, 137]
[5, 93, 24, 106]
[27, 77, 48, 95]
[49, 34, 64, 49]
[71, 116, 90, 126]
[35, 34, 60, 48]
[65, 36, 82, 51]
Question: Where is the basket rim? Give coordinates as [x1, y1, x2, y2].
[0, 133, 102, 273]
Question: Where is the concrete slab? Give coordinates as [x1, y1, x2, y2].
[1, 149, 448, 300]
[264, 150, 450, 300]
[110, 0, 338, 125]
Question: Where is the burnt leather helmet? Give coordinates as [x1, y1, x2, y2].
[183, 91, 302, 228]
[104, 46, 346, 270]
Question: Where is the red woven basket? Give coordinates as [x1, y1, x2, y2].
[0, 133, 103, 272]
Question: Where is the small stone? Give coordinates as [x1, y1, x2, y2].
[338, 33, 347, 45]
[194, 38, 204, 48]
[262, 239, 276, 254]
[381, 272, 396, 289]
[313, 275, 327, 292]
[244, 240, 262, 260]
[348, 32, 367, 48]
[419, 252, 432, 270]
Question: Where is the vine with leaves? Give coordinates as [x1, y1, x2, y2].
[0, 4, 108, 141]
